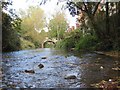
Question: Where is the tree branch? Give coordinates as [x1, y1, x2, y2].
[82, 1, 88, 13]
[92, 0, 102, 16]
[75, 4, 86, 12]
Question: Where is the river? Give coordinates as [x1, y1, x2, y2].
[1, 48, 119, 88]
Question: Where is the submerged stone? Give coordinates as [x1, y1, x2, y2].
[25, 70, 35, 74]
[41, 57, 47, 59]
[38, 64, 44, 69]
[64, 75, 77, 79]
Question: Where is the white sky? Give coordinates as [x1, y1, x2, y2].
[10, 0, 77, 28]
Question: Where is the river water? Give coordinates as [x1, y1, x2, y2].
[1, 48, 119, 88]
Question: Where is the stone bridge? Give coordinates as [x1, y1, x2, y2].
[42, 37, 58, 48]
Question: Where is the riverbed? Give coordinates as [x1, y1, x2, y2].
[1, 48, 119, 88]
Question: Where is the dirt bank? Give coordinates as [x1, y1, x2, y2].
[94, 51, 120, 58]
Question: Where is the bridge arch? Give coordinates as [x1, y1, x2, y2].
[42, 40, 56, 48]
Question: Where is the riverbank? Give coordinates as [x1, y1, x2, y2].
[69, 48, 120, 58]
[91, 77, 120, 88]
[94, 51, 120, 58]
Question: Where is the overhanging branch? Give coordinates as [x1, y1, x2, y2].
[92, 0, 102, 16]
[82, 1, 88, 13]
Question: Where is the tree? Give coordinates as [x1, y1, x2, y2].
[2, 1, 21, 52]
[67, 1, 103, 35]
[0, 1, 2, 52]
[20, 6, 45, 35]
[67, 1, 120, 50]
[19, 6, 46, 48]
[48, 12, 67, 40]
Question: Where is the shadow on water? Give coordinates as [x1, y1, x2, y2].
[1, 48, 119, 88]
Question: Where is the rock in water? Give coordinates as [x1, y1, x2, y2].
[64, 75, 77, 79]
[38, 64, 44, 69]
[25, 70, 35, 74]
[41, 57, 47, 59]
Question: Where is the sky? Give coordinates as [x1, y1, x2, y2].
[10, 0, 77, 28]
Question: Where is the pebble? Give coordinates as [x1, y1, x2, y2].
[64, 75, 77, 79]
[41, 57, 47, 59]
[109, 79, 112, 82]
[100, 66, 104, 69]
[25, 70, 35, 74]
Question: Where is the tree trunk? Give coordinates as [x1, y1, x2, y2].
[106, 1, 109, 35]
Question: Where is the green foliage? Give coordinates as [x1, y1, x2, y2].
[56, 28, 98, 51]
[67, 1, 120, 51]
[56, 29, 82, 50]
[19, 6, 46, 48]
[44, 43, 55, 48]
[48, 12, 67, 40]
[2, 1, 23, 52]
[56, 38, 75, 50]
[93, 11, 120, 51]
[20, 38, 35, 49]
[2, 1, 120, 52]
[2, 12, 21, 52]
[75, 35, 98, 51]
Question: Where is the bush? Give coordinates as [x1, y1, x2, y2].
[2, 13, 21, 52]
[20, 38, 35, 49]
[56, 29, 99, 51]
[56, 30, 81, 50]
[56, 39, 74, 50]
[56, 38, 75, 50]
[64, 38, 75, 49]
[75, 34, 98, 51]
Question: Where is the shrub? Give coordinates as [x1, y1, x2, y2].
[56, 30, 81, 50]
[56, 38, 75, 49]
[75, 34, 98, 51]
[20, 38, 35, 49]
[2, 13, 21, 52]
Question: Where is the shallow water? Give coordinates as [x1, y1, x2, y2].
[1, 48, 119, 88]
